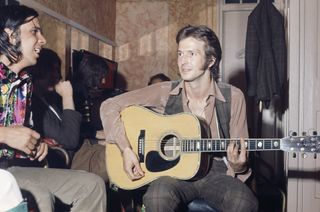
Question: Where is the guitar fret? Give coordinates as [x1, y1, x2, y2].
[216, 140, 220, 151]
[204, 140, 207, 151]
[183, 138, 283, 152]
[265, 140, 271, 150]
[249, 140, 256, 150]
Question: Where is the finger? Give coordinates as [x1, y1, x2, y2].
[125, 165, 135, 180]
[31, 130, 41, 140]
[34, 143, 44, 159]
[29, 137, 38, 146]
[227, 140, 235, 155]
[134, 162, 145, 176]
[239, 138, 247, 158]
[23, 147, 32, 155]
[29, 149, 37, 160]
[26, 142, 35, 151]
[233, 140, 239, 155]
[38, 144, 48, 161]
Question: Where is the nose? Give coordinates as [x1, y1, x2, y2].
[180, 54, 190, 65]
[38, 33, 47, 45]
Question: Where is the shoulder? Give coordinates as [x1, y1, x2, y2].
[217, 82, 245, 102]
[229, 85, 246, 105]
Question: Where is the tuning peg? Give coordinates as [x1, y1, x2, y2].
[302, 131, 307, 136]
[312, 131, 317, 136]
[289, 131, 297, 137]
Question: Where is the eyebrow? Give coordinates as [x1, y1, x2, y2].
[177, 49, 201, 53]
[31, 21, 43, 33]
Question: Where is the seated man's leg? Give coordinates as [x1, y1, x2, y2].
[8, 167, 106, 212]
[0, 169, 27, 212]
[195, 170, 258, 212]
[143, 176, 197, 212]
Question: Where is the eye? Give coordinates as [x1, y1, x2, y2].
[31, 28, 42, 35]
[177, 52, 183, 57]
[30, 29, 37, 34]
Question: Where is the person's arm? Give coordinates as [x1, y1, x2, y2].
[100, 81, 171, 180]
[227, 87, 249, 174]
[55, 81, 75, 110]
[0, 126, 47, 161]
[42, 108, 82, 149]
[42, 81, 82, 149]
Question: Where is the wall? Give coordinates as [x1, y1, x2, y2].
[286, 0, 320, 211]
[34, 0, 116, 41]
[21, 0, 116, 78]
[115, 0, 217, 90]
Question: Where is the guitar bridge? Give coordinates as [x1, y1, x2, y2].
[138, 130, 145, 162]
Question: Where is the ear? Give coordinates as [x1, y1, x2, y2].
[4, 28, 16, 45]
[208, 56, 216, 68]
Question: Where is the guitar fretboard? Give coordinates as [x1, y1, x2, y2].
[181, 139, 281, 152]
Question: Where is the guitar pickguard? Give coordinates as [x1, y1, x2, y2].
[146, 151, 180, 172]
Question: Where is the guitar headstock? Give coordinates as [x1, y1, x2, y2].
[281, 132, 320, 153]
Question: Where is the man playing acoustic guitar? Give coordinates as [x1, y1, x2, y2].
[101, 25, 258, 211]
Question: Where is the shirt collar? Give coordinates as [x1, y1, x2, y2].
[0, 62, 17, 82]
[169, 78, 226, 103]
[0, 62, 31, 83]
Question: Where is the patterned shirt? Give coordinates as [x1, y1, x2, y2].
[0, 62, 32, 159]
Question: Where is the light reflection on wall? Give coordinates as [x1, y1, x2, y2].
[71, 28, 89, 51]
[99, 41, 113, 59]
[139, 33, 153, 56]
[117, 43, 130, 62]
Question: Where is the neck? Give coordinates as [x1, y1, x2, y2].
[184, 71, 212, 101]
[0, 56, 22, 74]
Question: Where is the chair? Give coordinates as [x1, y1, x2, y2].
[42, 138, 70, 169]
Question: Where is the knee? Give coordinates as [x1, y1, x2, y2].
[21, 187, 54, 212]
[224, 184, 258, 212]
[80, 172, 106, 199]
[143, 177, 180, 208]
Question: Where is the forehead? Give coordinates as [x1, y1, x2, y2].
[178, 37, 205, 52]
[20, 17, 40, 30]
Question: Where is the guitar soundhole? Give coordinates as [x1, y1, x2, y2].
[160, 134, 181, 160]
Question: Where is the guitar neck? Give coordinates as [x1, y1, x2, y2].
[181, 138, 282, 153]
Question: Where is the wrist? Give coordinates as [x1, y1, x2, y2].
[233, 164, 248, 174]
[121, 146, 132, 155]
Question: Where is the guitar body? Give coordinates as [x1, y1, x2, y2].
[106, 106, 210, 190]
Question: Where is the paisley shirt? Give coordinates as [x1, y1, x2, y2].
[0, 62, 32, 159]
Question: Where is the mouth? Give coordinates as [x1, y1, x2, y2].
[180, 67, 192, 73]
[34, 48, 41, 56]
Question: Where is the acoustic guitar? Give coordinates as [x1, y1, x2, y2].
[106, 106, 320, 190]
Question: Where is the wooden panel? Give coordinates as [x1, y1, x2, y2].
[34, 0, 116, 41]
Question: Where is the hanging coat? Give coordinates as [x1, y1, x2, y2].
[245, 0, 286, 107]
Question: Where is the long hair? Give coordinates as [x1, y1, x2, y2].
[176, 25, 222, 81]
[0, 5, 38, 64]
